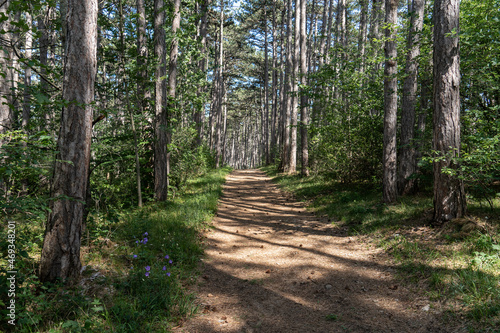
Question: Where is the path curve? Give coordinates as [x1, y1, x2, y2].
[176, 169, 445, 333]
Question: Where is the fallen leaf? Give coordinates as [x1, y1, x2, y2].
[265, 269, 271, 274]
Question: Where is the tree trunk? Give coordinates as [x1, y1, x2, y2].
[264, 0, 270, 165]
[358, 0, 368, 76]
[300, 0, 309, 176]
[398, 0, 424, 195]
[39, 0, 97, 283]
[289, 0, 300, 174]
[270, 0, 278, 162]
[136, 0, 150, 118]
[382, 0, 398, 203]
[154, 0, 168, 201]
[215, 0, 224, 168]
[432, 0, 466, 223]
[0, 0, 13, 142]
[196, 0, 209, 146]
[280, 0, 293, 172]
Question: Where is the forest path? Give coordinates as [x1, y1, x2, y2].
[176, 169, 444, 333]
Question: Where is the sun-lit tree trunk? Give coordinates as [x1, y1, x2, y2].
[264, 0, 270, 165]
[398, 0, 424, 195]
[382, 0, 398, 203]
[358, 0, 368, 76]
[270, 0, 278, 162]
[289, 0, 300, 174]
[280, 0, 293, 172]
[0, 0, 13, 144]
[196, 0, 209, 146]
[136, 0, 150, 119]
[432, 0, 466, 223]
[300, 0, 309, 176]
[39, 0, 97, 282]
[165, 0, 181, 186]
[215, 0, 224, 168]
[154, 0, 168, 201]
[22, 13, 32, 130]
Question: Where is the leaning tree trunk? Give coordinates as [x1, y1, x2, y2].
[398, 0, 425, 195]
[432, 0, 466, 223]
[382, 0, 398, 203]
[39, 0, 97, 283]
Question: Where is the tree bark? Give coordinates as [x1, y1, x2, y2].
[300, 0, 309, 176]
[154, 0, 168, 201]
[382, 0, 398, 203]
[289, 0, 300, 174]
[398, 0, 424, 195]
[0, 0, 13, 143]
[39, 0, 97, 283]
[432, 0, 466, 223]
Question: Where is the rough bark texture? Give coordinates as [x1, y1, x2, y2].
[264, 0, 270, 165]
[382, 0, 398, 203]
[136, 0, 150, 116]
[280, 0, 293, 173]
[154, 0, 168, 201]
[398, 0, 424, 195]
[0, 0, 13, 142]
[215, 0, 224, 168]
[300, 0, 309, 176]
[289, 0, 300, 174]
[196, 0, 209, 146]
[39, 0, 97, 283]
[432, 0, 466, 223]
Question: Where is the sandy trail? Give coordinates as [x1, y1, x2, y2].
[176, 169, 446, 333]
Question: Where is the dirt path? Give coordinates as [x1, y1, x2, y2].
[176, 169, 449, 333]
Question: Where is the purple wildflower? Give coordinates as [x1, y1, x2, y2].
[164, 255, 170, 259]
[169, 260, 173, 264]
[166, 272, 171, 277]
[133, 254, 137, 258]
[162, 266, 167, 271]
[145, 272, 150, 277]
[145, 266, 151, 271]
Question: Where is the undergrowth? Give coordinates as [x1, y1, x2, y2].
[262, 165, 500, 332]
[0, 166, 231, 332]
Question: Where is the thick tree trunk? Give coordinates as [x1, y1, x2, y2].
[382, 0, 398, 203]
[39, 0, 97, 283]
[270, 0, 278, 162]
[154, 0, 168, 201]
[432, 0, 466, 223]
[300, 0, 309, 176]
[398, 0, 424, 195]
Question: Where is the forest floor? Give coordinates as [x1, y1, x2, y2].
[175, 169, 461, 333]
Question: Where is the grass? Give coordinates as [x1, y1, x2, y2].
[261, 165, 500, 332]
[0, 166, 232, 333]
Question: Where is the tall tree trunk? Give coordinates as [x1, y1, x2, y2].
[398, 0, 424, 195]
[358, 0, 368, 76]
[432, 0, 466, 223]
[39, 0, 97, 282]
[154, 0, 168, 201]
[196, 0, 209, 146]
[300, 0, 309, 176]
[136, 0, 150, 118]
[281, 0, 293, 173]
[289, 0, 300, 174]
[22, 13, 32, 130]
[264, 0, 270, 164]
[0, 0, 13, 143]
[270, 0, 278, 162]
[166, 0, 181, 187]
[215, 0, 224, 168]
[382, 0, 398, 203]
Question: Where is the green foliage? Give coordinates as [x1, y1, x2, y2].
[0, 131, 54, 218]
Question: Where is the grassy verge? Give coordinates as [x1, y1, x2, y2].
[0, 166, 231, 332]
[261, 165, 500, 332]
